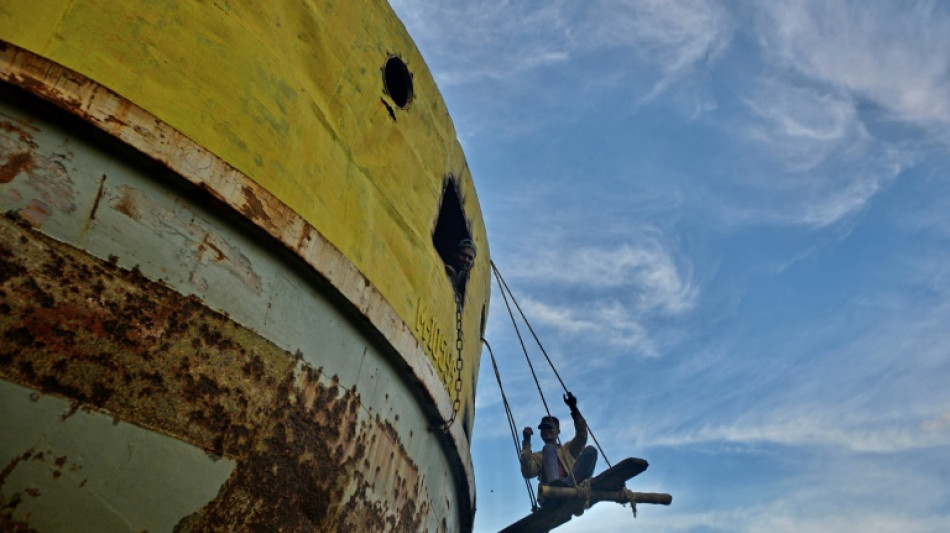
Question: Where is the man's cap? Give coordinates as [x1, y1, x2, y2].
[457, 238, 476, 255]
[538, 415, 559, 430]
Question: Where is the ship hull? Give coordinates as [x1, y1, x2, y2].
[0, 74, 463, 531]
[1, 0, 487, 529]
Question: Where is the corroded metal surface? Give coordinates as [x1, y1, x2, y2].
[0, 46, 476, 529]
[1, 377, 236, 532]
[0, 26, 484, 437]
[0, 450, 40, 533]
[177, 368, 428, 532]
[0, 43, 478, 486]
[0, 78, 471, 530]
[0, 214, 292, 456]
[0, 215, 432, 530]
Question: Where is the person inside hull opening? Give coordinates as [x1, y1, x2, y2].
[444, 238, 476, 295]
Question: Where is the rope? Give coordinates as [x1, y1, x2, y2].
[491, 261, 569, 392]
[490, 260, 614, 469]
[623, 488, 638, 518]
[580, 479, 592, 509]
[490, 264, 577, 488]
[483, 338, 538, 511]
[491, 263, 552, 420]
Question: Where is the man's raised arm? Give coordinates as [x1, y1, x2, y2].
[564, 392, 588, 456]
[520, 426, 541, 478]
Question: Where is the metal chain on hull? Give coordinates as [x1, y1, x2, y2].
[443, 291, 465, 431]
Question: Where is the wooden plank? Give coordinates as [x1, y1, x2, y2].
[498, 457, 653, 533]
[589, 457, 648, 490]
[539, 488, 672, 506]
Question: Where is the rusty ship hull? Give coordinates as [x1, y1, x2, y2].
[0, 1, 487, 532]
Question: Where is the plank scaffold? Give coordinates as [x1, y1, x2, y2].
[498, 457, 672, 533]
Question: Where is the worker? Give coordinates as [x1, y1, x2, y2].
[444, 238, 476, 293]
[521, 392, 597, 488]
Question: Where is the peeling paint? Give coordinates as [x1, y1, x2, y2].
[239, 184, 273, 229]
[0, 119, 77, 219]
[17, 198, 50, 226]
[0, 150, 33, 183]
[0, 215, 436, 530]
[110, 184, 264, 296]
[0, 449, 41, 533]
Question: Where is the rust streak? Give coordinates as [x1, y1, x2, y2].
[239, 184, 272, 228]
[0, 449, 33, 489]
[0, 448, 42, 529]
[112, 185, 140, 220]
[0, 117, 39, 147]
[0, 151, 34, 183]
[197, 234, 227, 263]
[295, 225, 312, 252]
[88, 175, 106, 221]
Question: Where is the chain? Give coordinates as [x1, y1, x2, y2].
[443, 291, 464, 431]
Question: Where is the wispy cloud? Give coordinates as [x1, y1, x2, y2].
[606, 255, 950, 456]
[923, 411, 950, 433]
[492, 235, 697, 358]
[609, 507, 950, 533]
[389, 0, 574, 85]
[642, 327, 950, 454]
[576, 0, 735, 99]
[652, 412, 950, 453]
[391, 0, 735, 107]
[732, 75, 899, 226]
[702, 0, 950, 229]
[722, 157, 904, 229]
[721, 88, 910, 228]
[517, 297, 655, 354]
[743, 80, 865, 171]
[506, 241, 697, 315]
[558, 433, 950, 532]
[756, 0, 950, 129]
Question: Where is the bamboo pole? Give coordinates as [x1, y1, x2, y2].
[538, 485, 673, 506]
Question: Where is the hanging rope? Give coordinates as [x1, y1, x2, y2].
[491, 261, 569, 392]
[492, 262, 553, 421]
[490, 263, 580, 490]
[490, 260, 614, 470]
[483, 338, 538, 512]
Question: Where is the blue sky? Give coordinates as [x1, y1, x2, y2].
[389, 1, 950, 531]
